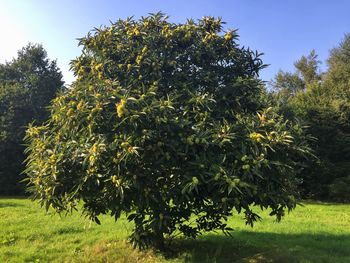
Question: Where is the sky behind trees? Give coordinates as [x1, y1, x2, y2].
[1, 0, 349, 84]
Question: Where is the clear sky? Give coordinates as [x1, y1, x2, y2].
[1, 0, 349, 84]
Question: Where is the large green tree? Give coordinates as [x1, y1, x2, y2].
[0, 43, 64, 195]
[25, 14, 311, 249]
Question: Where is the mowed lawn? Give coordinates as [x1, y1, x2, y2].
[0, 198, 349, 263]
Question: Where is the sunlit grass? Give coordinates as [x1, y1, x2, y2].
[0, 198, 349, 262]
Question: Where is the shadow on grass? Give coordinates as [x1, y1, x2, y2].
[52, 227, 85, 235]
[302, 200, 350, 206]
[164, 231, 350, 263]
[0, 202, 24, 208]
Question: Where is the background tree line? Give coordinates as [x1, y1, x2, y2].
[0, 34, 349, 202]
[271, 34, 350, 201]
[0, 44, 64, 195]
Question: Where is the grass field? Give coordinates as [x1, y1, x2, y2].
[0, 198, 349, 263]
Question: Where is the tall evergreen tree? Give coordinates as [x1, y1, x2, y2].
[0, 43, 64, 195]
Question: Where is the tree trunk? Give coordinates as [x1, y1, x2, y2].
[153, 227, 165, 250]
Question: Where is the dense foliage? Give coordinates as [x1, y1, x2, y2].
[0, 44, 64, 195]
[25, 14, 311, 248]
[271, 35, 350, 201]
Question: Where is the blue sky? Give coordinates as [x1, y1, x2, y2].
[1, 0, 349, 84]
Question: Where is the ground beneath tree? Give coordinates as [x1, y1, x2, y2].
[0, 198, 349, 262]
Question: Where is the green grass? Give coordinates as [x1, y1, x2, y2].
[0, 199, 349, 262]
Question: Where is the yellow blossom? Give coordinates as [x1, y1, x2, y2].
[224, 31, 233, 41]
[135, 55, 142, 65]
[116, 99, 127, 118]
[89, 155, 95, 163]
[67, 108, 74, 117]
[90, 143, 98, 154]
[111, 175, 118, 184]
[249, 132, 264, 143]
[77, 101, 84, 110]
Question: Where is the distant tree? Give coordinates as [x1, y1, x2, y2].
[321, 34, 350, 201]
[294, 49, 321, 85]
[271, 36, 350, 201]
[24, 14, 311, 249]
[0, 43, 64, 195]
[270, 50, 322, 120]
[272, 70, 305, 97]
[328, 34, 350, 72]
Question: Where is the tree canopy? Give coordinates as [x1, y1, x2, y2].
[24, 14, 311, 249]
